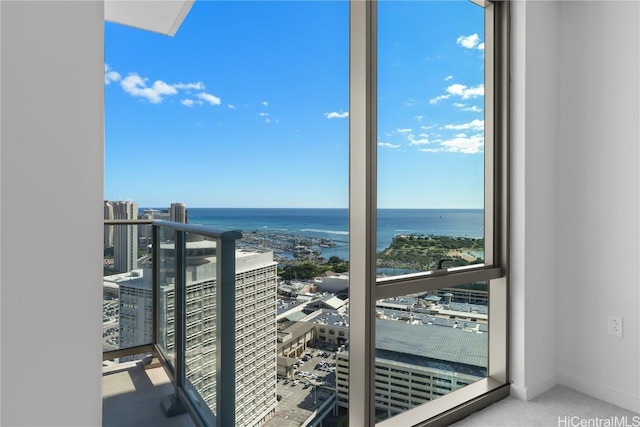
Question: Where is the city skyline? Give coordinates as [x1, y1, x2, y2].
[105, 1, 485, 209]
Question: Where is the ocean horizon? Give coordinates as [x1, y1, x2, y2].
[142, 207, 484, 262]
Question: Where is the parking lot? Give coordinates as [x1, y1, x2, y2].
[264, 348, 338, 427]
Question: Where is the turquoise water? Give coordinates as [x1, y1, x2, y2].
[145, 207, 484, 261]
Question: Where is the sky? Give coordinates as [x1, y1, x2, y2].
[104, 1, 485, 209]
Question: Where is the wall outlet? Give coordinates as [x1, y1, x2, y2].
[608, 315, 623, 338]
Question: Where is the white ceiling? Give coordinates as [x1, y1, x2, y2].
[104, 0, 195, 37]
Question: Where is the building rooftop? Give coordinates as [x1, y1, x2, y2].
[277, 298, 307, 317]
[376, 318, 487, 368]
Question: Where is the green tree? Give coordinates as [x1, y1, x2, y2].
[279, 262, 322, 280]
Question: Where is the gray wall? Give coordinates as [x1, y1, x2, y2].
[511, 0, 640, 413]
[0, 1, 104, 425]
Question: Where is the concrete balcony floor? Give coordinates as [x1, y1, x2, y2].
[102, 360, 194, 427]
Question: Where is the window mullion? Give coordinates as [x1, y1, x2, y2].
[375, 266, 502, 301]
[349, 0, 377, 425]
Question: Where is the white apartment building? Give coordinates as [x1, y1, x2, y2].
[127, 240, 279, 427]
[104, 269, 152, 348]
[335, 318, 487, 420]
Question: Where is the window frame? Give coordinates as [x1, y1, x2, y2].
[348, 0, 510, 425]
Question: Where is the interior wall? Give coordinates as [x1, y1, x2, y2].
[510, 0, 561, 401]
[0, 1, 104, 425]
[556, 0, 640, 413]
[511, 0, 640, 413]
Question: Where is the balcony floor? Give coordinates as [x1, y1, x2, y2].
[102, 360, 194, 427]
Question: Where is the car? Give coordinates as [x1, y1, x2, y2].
[277, 395, 282, 402]
[292, 380, 299, 386]
[303, 382, 311, 389]
[283, 379, 290, 384]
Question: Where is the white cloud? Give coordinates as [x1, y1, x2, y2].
[457, 34, 482, 49]
[446, 83, 484, 99]
[196, 92, 222, 106]
[478, 43, 485, 51]
[258, 112, 269, 117]
[463, 85, 484, 98]
[324, 111, 349, 119]
[446, 84, 466, 96]
[265, 118, 271, 123]
[408, 133, 430, 145]
[395, 128, 412, 133]
[421, 133, 484, 154]
[453, 103, 482, 113]
[104, 64, 121, 85]
[429, 94, 451, 105]
[378, 142, 400, 149]
[181, 99, 194, 107]
[420, 124, 436, 130]
[120, 73, 178, 103]
[174, 82, 205, 91]
[262, 101, 269, 106]
[444, 119, 484, 131]
[228, 104, 237, 109]
[414, 115, 424, 121]
[445, 75, 454, 81]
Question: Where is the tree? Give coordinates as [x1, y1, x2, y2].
[279, 262, 321, 280]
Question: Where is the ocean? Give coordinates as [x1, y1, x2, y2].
[172, 208, 484, 261]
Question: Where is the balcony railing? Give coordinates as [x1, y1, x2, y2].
[103, 219, 242, 427]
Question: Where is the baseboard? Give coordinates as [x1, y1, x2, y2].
[559, 373, 640, 414]
[510, 374, 558, 401]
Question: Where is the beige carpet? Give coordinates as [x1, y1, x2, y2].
[452, 385, 639, 427]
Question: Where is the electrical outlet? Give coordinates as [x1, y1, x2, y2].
[608, 315, 623, 338]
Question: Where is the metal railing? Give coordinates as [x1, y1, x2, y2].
[103, 220, 242, 427]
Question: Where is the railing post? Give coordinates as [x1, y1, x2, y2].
[161, 228, 187, 417]
[175, 230, 187, 391]
[152, 224, 159, 346]
[217, 234, 237, 427]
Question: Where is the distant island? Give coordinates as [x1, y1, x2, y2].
[376, 234, 484, 271]
[276, 233, 484, 280]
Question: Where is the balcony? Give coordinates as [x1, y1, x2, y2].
[102, 359, 193, 427]
[103, 220, 243, 427]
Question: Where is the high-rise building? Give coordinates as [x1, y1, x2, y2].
[115, 270, 153, 348]
[104, 201, 114, 249]
[169, 202, 187, 223]
[110, 200, 139, 273]
[121, 242, 278, 427]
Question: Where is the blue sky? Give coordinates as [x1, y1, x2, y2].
[104, 1, 485, 209]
